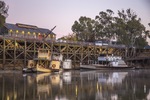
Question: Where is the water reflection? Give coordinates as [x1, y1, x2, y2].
[1, 70, 150, 100]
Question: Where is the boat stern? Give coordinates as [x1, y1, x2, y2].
[50, 60, 61, 72]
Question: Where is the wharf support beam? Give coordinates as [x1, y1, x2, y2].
[0, 36, 132, 70]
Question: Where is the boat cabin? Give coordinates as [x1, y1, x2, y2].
[63, 59, 72, 70]
[97, 54, 123, 65]
[97, 54, 109, 65]
[37, 49, 51, 60]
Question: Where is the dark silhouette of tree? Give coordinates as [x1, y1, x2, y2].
[57, 33, 77, 41]
[113, 9, 148, 47]
[95, 9, 114, 40]
[72, 16, 96, 42]
[71, 8, 149, 48]
[0, 0, 8, 27]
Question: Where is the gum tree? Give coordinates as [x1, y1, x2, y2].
[113, 9, 148, 48]
[71, 8, 149, 48]
[95, 9, 114, 40]
[72, 16, 96, 42]
[0, 0, 8, 27]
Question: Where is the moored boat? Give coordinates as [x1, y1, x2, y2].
[80, 54, 134, 70]
[23, 49, 62, 73]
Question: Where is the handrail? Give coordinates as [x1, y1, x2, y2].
[0, 34, 126, 48]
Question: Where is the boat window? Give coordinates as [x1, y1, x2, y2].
[95, 41, 102, 46]
[99, 54, 106, 57]
[39, 50, 48, 53]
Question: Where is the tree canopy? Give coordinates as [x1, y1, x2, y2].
[71, 8, 149, 48]
[57, 33, 77, 41]
[0, 0, 8, 27]
[72, 16, 96, 42]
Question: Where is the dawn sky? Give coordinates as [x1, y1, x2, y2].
[4, 0, 150, 39]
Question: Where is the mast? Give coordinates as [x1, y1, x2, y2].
[42, 26, 56, 41]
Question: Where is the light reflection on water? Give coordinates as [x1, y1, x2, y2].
[0, 70, 150, 100]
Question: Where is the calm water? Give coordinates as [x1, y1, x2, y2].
[0, 69, 150, 100]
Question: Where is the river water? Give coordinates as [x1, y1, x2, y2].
[0, 69, 150, 100]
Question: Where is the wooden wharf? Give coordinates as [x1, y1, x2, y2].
[0, 23, 150, 70]
[0, 35, 150, 70]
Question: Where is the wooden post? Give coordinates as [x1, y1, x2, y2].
[34, 41, 36, 58]
[133, 47, 136, 57]
[14, 39, 16, 69]
[3, 37, 5, 69]
[81, 45, 83, 64]
[24, 41, 27, 68]
[125, 47, 128, 58]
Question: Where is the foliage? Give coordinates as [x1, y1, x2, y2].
[112, 9, 148, 47]
[0, 0, 8, 27]
[135, 36, 148, 48]
[57, 33, 77, 41]
[71, 8, 149, 48]
[95, 9, 114, 40]
[72, 16, 96, 42]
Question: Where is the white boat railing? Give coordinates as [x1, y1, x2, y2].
[98, 56, 122, 62]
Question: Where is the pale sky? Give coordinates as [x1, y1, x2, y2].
[4, 0, 150, 39]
